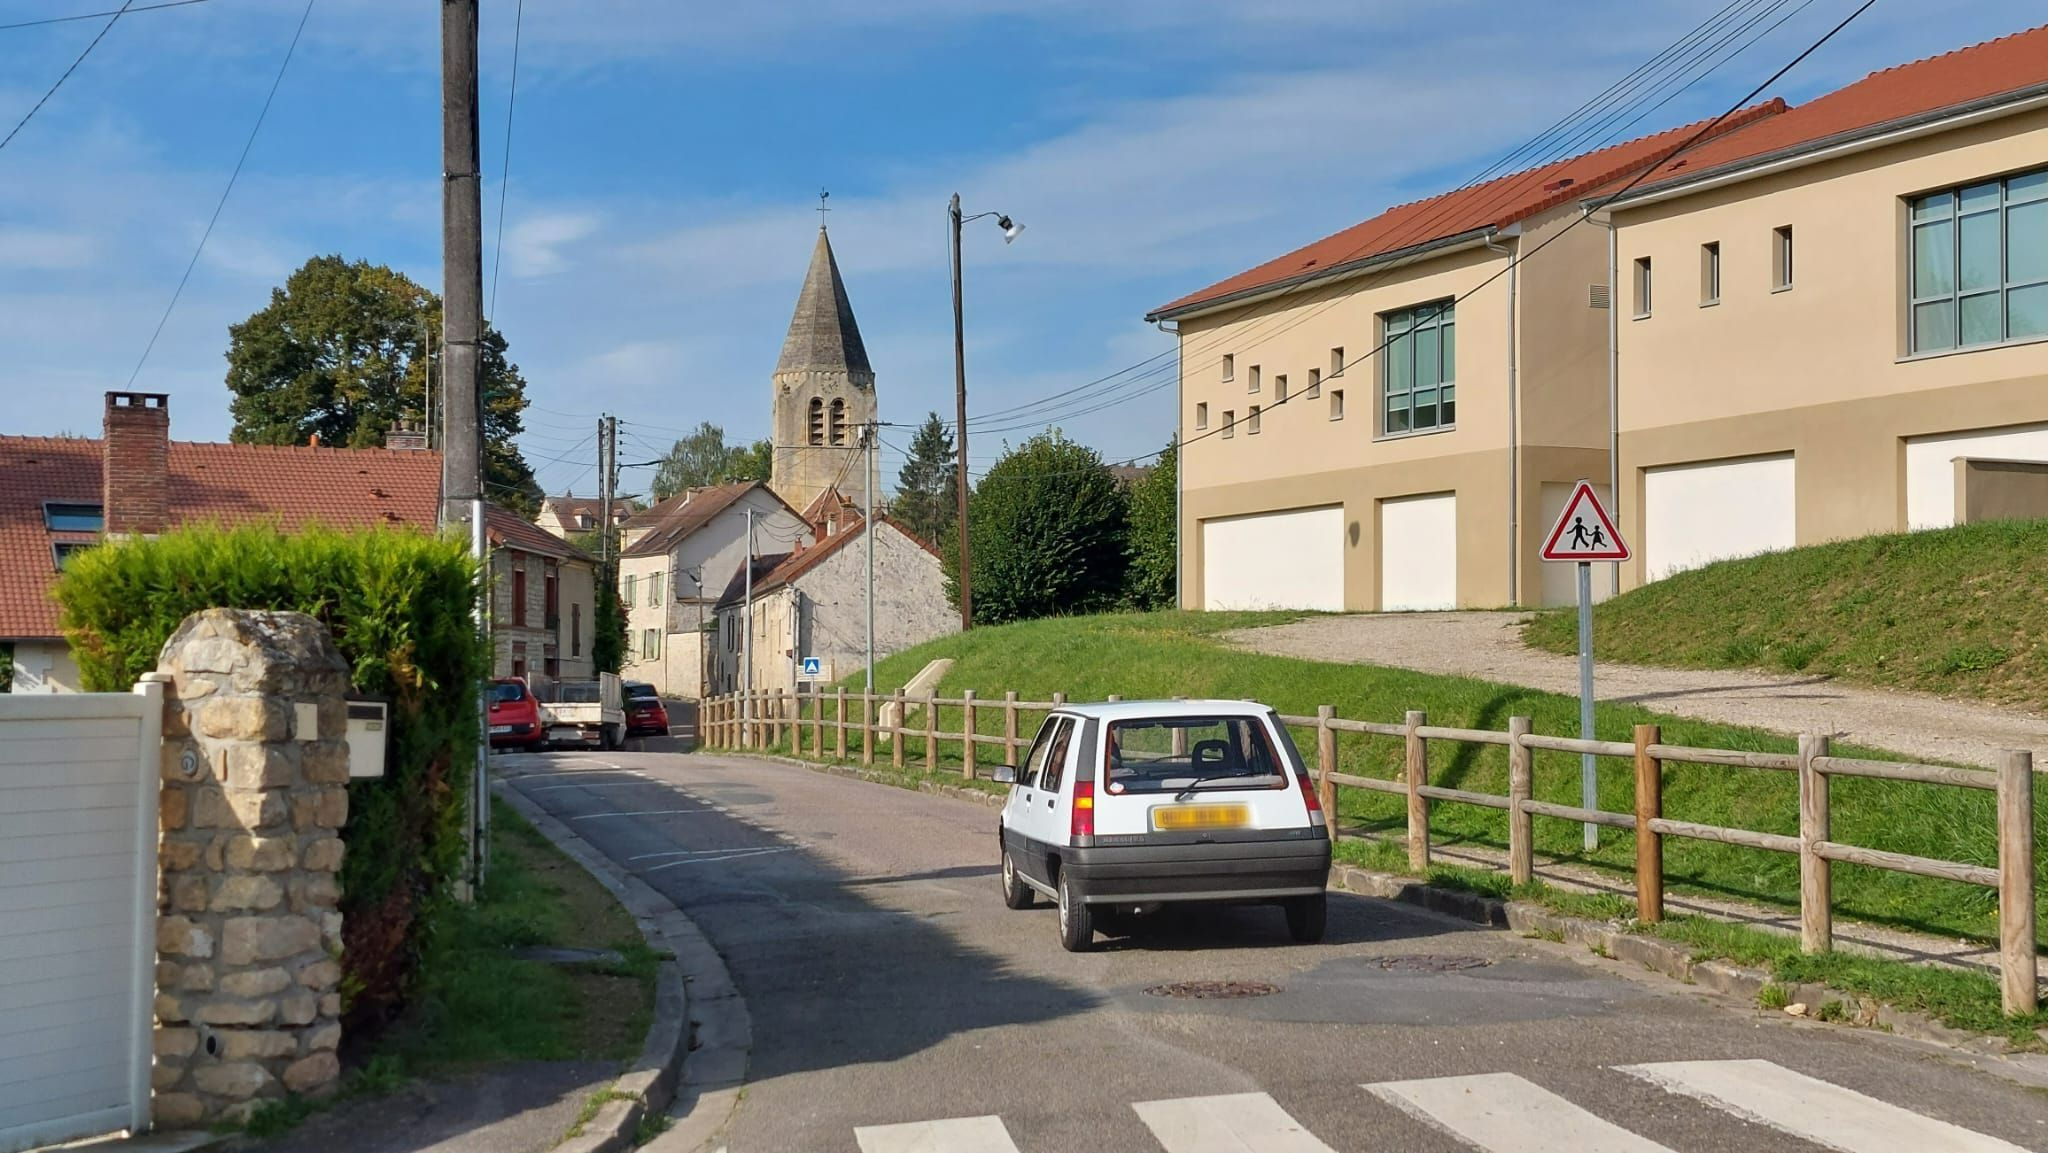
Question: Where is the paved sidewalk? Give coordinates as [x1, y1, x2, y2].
[232, 1061, 618, 1153]
[1229, 612, 2048, 767]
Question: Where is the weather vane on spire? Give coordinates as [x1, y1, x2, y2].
[817, 188, 830, 229]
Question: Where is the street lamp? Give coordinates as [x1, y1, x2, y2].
[949, 192, 1023, 632]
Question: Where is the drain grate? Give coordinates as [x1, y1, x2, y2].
[1375, 954, 1492, 972]
[1144, 979, 1281, 999]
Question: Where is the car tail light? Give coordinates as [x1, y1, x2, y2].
[1299, 773, 1326, 828]
[1071, 779, 1095, 839]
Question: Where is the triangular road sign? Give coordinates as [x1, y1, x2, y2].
[1541, 480, 1630, 562]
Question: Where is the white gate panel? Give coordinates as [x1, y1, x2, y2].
[0, 682, 162, 1153]
[1643, 455, 1795, 581]
[1905, 422, 2048, 529]
[1379, 493, 1458, 611]
[1201, 506, 1344, 611]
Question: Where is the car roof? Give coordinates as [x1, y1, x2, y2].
[1052, 699, 1275, 722]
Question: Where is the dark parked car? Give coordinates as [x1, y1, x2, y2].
[623, 680, 670, 738]
[487, 677, 547, 750]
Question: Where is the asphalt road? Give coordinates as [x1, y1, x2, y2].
[499, 750, 2048, 1153]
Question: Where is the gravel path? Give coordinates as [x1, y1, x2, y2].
[1226, 612, 2048, 767]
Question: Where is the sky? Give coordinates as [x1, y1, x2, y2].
[1, 0, 2042, 501]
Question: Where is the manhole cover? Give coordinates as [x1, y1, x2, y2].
[1375, 954, 1492, 972]
[1144, 980, 1281, 999]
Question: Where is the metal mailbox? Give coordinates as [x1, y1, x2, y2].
[346, 699, 389, 779]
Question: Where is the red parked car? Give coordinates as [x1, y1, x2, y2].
[488, 677, 546, 751]
[623, 680, 669, 738]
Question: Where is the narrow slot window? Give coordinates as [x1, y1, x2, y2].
[1633, 256, 1653, 317]
[1194, 402, 1208, 430]
[1329, 390, 1345, 420]
[1773, 225, 1794, 290]
[1700, 242, 1720, 305]
[1306, 368, 1321, 399]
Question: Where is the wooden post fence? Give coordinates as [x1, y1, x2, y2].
[1315, 706, 1337, 839]
[1998, 749, 2038, 1015]
[1634, 723, 1663, 923]
[1508, 716, 1533, 886]
[861, 692, 875, 767]
[892, 689, 906, 770]
[811, 687, 823, 755]
[1404, 709, 1429, 871]
[1003, 692, 1019, 765]
[1798, 733, 1831, 953]
[835, 688, 847, 760]
[925, 691, 939, 769]
[962, 690, 978, 779]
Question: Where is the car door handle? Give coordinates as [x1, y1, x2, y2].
[1045, 799, 1054, 810]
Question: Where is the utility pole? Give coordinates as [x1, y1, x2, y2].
[441, 0, 486, 900]
[948, 193, 973, 631]
[864, 422, 876, 693]
[597, 415, 614, 569]
[743, 508, 755, 747]
[440, 0, 482, 527]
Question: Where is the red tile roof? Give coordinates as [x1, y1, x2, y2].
[486, 503, 589, 562]
[712, 516, 940, 606]
[0, 436, 441, 639]
[622, 481, 804, 559]
[1147, 101, 1786, 321]
[1620, 24, 2048, 200]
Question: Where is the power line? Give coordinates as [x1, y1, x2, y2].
[1157, 0, 1878, 466]
[0, 0, 131, 156]
[963, 0, 1804, 436]
[0, 0, 204, 32]
[126, 0, 315, 387]
[486, 0, 525, 319]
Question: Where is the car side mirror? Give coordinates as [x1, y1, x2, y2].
[991, 765, 1017, 785]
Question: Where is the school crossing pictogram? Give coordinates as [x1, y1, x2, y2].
[1540, 480, 1630, 562]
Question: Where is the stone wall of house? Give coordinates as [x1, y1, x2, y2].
[151, 609, 348, 1126]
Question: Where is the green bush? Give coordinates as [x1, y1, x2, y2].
[56, 524, 484, 1032]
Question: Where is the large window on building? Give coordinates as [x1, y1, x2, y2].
[1381, 300, 1455, 435]
[1910, 169, 2048, 353]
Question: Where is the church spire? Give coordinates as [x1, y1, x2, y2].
[774, 228, 872, 379]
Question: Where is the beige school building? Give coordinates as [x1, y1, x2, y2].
[1149, 24, 2048, 611]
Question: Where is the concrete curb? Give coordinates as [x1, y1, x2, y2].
[1326, 862, 2040, 1059]
[494, 779, 751, 1153]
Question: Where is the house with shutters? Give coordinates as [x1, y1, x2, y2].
[484, 504, 598, 685]
[0, 392, 441, 692]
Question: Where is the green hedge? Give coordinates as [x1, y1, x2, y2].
[56, 523, 485, 1032]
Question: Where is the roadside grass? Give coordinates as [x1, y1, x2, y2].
[1520, 518, 2048, 707]
[234, 799, 657, 1138]
[737, 610, 2045, 949]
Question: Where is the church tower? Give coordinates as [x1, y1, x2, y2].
[769, 223, 878, 515]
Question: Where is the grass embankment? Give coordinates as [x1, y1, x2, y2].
[1522, 518, 2048, 707]
[1335, 839, 2048, 1046]
[752, 611, 2046, 951]
[241, 798, 659, 1136]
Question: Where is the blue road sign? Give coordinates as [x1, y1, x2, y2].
[800, 656, 823, 678]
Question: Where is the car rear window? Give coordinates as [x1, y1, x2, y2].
[625, 683, 659, 700]
[489, 682, 526, 703]
[1104, 715, 1288, 795]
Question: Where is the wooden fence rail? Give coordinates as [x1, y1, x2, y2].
[699, 685, 2040, 1015]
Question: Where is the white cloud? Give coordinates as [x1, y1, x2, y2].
[0, 229, 96, 271]
[502, 210, 601, 278]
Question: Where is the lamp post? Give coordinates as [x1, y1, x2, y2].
[948, 192, 1022, 633]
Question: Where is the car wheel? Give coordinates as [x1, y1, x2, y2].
[1057, 870, 1094, 952]
[1000, 845, 1033, 910]
[1285, 893, 1327, 944]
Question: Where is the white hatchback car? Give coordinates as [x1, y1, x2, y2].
[994, 699, 1332, 952]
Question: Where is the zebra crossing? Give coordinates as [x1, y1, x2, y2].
[851, 1060, 2033, 1153]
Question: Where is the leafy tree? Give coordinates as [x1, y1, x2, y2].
[1124, 438, 1177, 610]
[225, 254, 541, 513]
[892, 411, 957, 547]
[0, 643, 12, 693]
[650, 422, 771, 499]
[945, 431, 1129, 625]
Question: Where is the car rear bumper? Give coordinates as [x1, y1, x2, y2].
[1062, 836, 1331, 904]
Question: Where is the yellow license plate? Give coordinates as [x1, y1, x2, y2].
[1152, 803, 1250, 831]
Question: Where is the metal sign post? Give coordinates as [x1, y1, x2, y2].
[1539, 479, 1630, 852]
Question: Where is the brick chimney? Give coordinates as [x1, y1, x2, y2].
[103, 392, 171, 536]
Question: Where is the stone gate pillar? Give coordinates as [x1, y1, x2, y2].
[150, 609, 350, 1126]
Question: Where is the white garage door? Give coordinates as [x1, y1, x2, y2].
[1201, 506, 1344, 611]
[1644, 455, 1794, 581]
[1905, 422, 2048, 529]
[1380, 493, 1457, 611]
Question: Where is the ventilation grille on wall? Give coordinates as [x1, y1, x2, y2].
[1588, 284, 1611, 309]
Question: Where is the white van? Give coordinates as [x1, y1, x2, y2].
[994, 700, 1332, 952]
